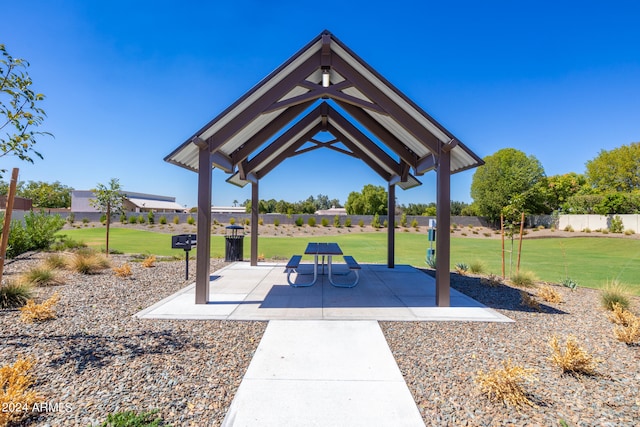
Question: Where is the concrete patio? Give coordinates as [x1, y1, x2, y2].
[135, 262, 512, 322]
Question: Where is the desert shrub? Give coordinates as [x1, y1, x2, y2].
[159, 215, 167, 225]
[371, 213, 381, 229]
[520, 291, 541, 311]
[563, 225, 574, 232]
[383, 219, 389, 228]
[469, 260, 485, 274]
[43, 253, 67, 270]
[425, 254, 436, 269]
[560, 277, 578, 291]
[258, 218, 264, 226]
[548, 335, 602, 375]
[308, 217, 316, 227]
[0, 357, 41, 426]
[147, 211, 155, 224]
[601, 229, 609, 234]
[229, 217, 236, 225]
[244, 218, 250, 226]
[455, 263, 469, 275]
[128, 215, 137, 224]
[481, 274, 502, 287]
[0, 281, 32, 308]
[98, 410, 164, 427]
[2, 211, 65, 258]
[400, 213, 407, 227]
[600, 280, 631, 311]
[582, 227, 591, 233]
[66, 213, 75, 225]
[274, 218, 280, 227]
[608, 303, 637, 327]
[136, 214, 145, 224]
[510, 270, 537, 288]
[411, 218, 419, 228]
[614, 321, 640, 345]
[100, 213, 107, 224]
[172, 215, 180, 224]
[141, 255, 156, 268]
[50, 235, 87, 252]
[475, 359, 537, 408]
[295, 217, 303, 227]
[345, 217, 352, 227]
[609, 215, 624, 233]
[82, 217, 89, 224]
[187, 216, 195, 225]
[67, 252, 110, 274]
[537, 285, 562, 303]
[113, 263, 132, 277]
[20, 266, 63, 287]
[118, 213, 126, 224]
[20, 292, 60, 323]
[624, 229, 635, 235]
[333, 215, 341, 228]
[358, 219, 364, 227]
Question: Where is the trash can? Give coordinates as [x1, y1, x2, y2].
[225, 225, 245, 261]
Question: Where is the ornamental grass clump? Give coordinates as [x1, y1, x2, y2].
[537, 285, 562, 304]
[475, 359, 538, 408]
[67, 252, 110, 274]
[19, 292, 60, 323]
[549, 335, 602, 375]
[112, 263, 132, 277]
[600, 280, 631, 311]
[469, 260, 486, 274]
[43, 253, 67, 270]
[0, 357, 41, 427]
[20, 266, 63, 287]
[141, 255, 156, 268]
[0, 282, 32, 309]
[510, 270, 537, 288]
[481, 274, 502, 287]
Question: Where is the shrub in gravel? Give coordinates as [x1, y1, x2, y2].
[295, 217, 303, 226]
[481, 273, 502, 287]
[0, 281, 32, 308]
[20, 266, 63, 287]
[43, 253, 67, 270]
[113, 263, 133, 278]
[537, 285, 562, 303]
[172, 215, 180, 224]
[308, 217, 316, 227]
[474, 359, 538, 408]
[455, 263, 469, 275]
[142, 255, 156, 268]
[614, 319, 640, 345]
[128, 215, 137, 224]
[19, 292, 60, 323]
[520, 291, 541, 311]
[608, 302, 637, 327]
[67, 252, 111, 274]
[600, 280, 631, 311]
[560, 277, 578, 291]
[0, 357, 40, 426]
[548, 335, 602, 375]
[469, 260, 485, 274]
[510, 270, 537, 288]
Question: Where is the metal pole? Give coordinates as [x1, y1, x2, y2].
[185, 250, 189, 281]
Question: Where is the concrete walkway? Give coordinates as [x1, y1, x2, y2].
[222, 320, 425, 427]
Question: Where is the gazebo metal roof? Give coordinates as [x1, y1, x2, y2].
[165, 30, 484, 307]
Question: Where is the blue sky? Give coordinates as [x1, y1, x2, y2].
[2, 1, 639, 209]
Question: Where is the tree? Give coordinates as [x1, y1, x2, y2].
[2, 180, 73, 208]
[89, 178, 125, 256]
[585, 142, 640, 193]
[0, 44, 51, 177]
[470, 148, 545, 222]
[534, 173, 587, 213]
[345, 184, 387, 215]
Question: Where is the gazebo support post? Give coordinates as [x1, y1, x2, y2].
[435, 148, 451, 307]
[387, 183, 395, 268]
[195, 141, 212, 304]
[251, 180, 259, 266]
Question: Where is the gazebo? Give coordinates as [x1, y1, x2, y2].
[165, 30, 483, 307]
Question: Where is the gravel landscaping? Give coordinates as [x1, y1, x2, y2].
[1, 252, 639, 426]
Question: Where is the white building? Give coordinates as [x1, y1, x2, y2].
[71, 190, 186, 213]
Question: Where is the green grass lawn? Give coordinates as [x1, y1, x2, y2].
[58, 227, 640, 294]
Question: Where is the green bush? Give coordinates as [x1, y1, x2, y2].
[82, 217, 89, 224]
[159, 215, 167, 225]
[1, 211, 65, 258]
[358, 219, 364, 227]
[411, 219, 419, 228]
[274, 218, 280, 227]
[172, 215, 180, 224]
[120, 213, 127, 224]
[510, 270, 537, 288]
[610, 215, 624, 233]
[400, 213, 407, 228]
[560, 277, 579, 291]
[187, 216, 195, 225]
[321, 218, 329, 227]
[229, 217, 236, 225]
[295, 217, 304, 226]
[0, 281, 33, 308]
[371, 213, 381, 229]
[333, 215, 341, 228]
[345, 217, 352, 227]
[67, 213, 75, 225]
[100, 214, 107, 224]
[147, 211, 155, 224]
[601, 280, 631, 311]
[128, 215, 137, 224]
[469, 260, 486, 274]
[308, 217, 316, 227]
